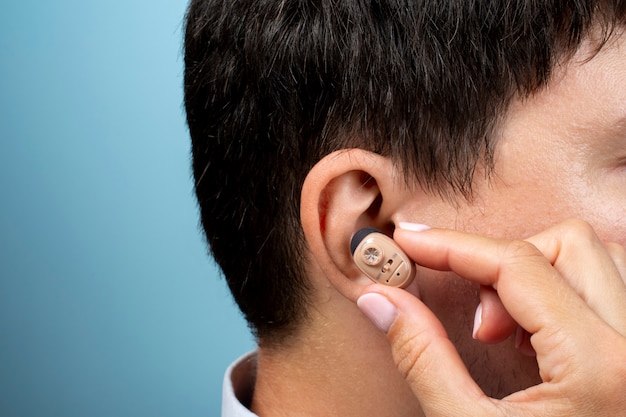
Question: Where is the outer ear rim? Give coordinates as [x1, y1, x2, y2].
[300, 149, 407, 301]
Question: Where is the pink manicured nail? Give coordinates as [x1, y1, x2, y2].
[357, 293, 398, 333]
[398, 222, 431, 232]
[472, 303, 483, 339]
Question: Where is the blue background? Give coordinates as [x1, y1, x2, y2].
[0, 1, 255, 416]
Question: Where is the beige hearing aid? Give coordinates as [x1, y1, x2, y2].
[350, 227, 415, 288]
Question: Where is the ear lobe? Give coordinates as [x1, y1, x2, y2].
[300, 149, 405, 301]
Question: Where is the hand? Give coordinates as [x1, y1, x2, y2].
[357, 219, 626, 416]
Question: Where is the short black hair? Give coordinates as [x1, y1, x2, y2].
[183, 0, 625, 345]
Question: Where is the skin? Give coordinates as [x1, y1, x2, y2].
[251, 31, 626, 416]
[362, 220, 626, 415]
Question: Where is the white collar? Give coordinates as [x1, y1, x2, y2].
[222, 351, 259, 417]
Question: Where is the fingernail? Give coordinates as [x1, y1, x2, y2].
[472, 303, 483, 339]
[398, 222, 431, 232]
[357, 293, 398, 333]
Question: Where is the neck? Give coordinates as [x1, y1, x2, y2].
[250, 287, 422, 417]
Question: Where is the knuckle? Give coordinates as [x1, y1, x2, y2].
[498, 240, 550, 279]
[501, 239, 542, 260]
[560, 218, 598, 241]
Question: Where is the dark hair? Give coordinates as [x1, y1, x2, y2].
[183, 0, 625, 345]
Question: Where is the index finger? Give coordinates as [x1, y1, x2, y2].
[393, 225, 586, 335]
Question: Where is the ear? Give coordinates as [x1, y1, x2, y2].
[300, 149, 411, 301]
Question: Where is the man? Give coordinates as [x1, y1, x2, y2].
[183, 1, 626, 415]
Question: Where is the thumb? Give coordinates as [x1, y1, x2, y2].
[357, 286, 491, 416]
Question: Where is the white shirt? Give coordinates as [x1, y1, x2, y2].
[221, 352, 259, 417]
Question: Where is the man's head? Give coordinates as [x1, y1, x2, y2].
[183, 0, 626, 354]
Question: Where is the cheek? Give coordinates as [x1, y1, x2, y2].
[460, 190, 566, 241]
[469, 145, 612, 241]
[470, 171, 626, 247]
[420, 270, 478, 335]
[469, 161, 566, 238]
[572, 184, 626, 247]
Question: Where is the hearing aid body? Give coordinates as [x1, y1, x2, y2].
[350, 228, 415, 288]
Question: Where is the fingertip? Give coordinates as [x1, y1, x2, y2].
[357, 292, 398, 333]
